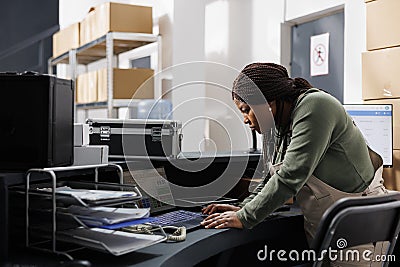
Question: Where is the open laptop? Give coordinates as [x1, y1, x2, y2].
[126, 167, 237, 231]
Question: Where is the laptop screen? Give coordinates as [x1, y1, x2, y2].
[124, 167, 238, 212]
[124, 167, 176, 214]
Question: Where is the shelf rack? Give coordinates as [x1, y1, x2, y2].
[24, 163, 139, 259]
[48, 32, 162, 119]
[75, 99, 140, 110]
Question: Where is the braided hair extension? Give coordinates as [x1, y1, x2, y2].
[232, 63, 312, 104]
[232, 63, 313, 166]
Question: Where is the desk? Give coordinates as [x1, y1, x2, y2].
[2, 155, 306, 267]
[7, 211, 308, 267]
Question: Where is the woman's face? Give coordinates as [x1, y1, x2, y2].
[234, 99, 276, 134]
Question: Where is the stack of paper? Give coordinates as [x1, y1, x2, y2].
[58, 227, 166, 256]
[65, 206, 150, 226]
[39, 186, 137, 201]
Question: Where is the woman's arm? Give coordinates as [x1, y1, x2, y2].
[239, 172, 270, 207]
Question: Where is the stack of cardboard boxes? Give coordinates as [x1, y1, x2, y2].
[52, 23, 80, 59]
[363, 0, 400, 189]
[79, 2, 152, 45]
[76, 68, 154, 104]
[52, 2, 154, 104]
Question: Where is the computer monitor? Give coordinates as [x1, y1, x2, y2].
[343, 104, 393, 167]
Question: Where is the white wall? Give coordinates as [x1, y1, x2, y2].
[168, 0, 206, 152]
[202, 0, 285, 152]
[343, 0, 366, 104]
[164, 0, 286, 152]
[285, 0, 345, 22]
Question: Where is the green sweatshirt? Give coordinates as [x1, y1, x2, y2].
[236, 89, 375, 229]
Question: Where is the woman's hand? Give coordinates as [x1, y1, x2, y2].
[201, 204, 240, 215]
[201, 211, 243, 229]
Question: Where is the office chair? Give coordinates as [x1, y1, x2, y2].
[305, 192, 400, 267]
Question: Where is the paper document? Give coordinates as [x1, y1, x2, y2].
[58, 227, 166, 256]
[38, 186, 137, 201]
[65, 206, 150, 226]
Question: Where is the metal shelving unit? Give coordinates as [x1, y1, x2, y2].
[48, 32, 162, 119]
[24, 163, 147, 259]
[76, 99, 139, 110]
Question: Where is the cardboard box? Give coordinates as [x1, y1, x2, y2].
[383, 150, 400, 190]
[76, 71, 97, 103]
[76, 73, 87, 104]
[80, 2, 152, 45]
[97, 68, 154, 101]
[88, 71, 97, 103]
[97, 68, 107, 102]
[80, 10, 95, 46]
[53, 23, 80, 58]
[362, 47, 400, 100]
[366, 0, 400, 51]
[364, 99, 400, 149]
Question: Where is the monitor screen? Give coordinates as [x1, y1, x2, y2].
[343, 104, 393, 167]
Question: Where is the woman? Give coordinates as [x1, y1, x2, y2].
[201, 63, 387, 265]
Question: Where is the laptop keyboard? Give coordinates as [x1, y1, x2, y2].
[152, 210, 205, 229]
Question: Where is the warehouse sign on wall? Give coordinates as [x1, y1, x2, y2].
[310, 32, 330, 76]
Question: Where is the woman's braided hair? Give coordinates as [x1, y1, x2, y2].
[232, 62, 312, 104]
[232, 62, 313, 164]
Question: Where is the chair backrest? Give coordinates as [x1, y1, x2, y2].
[311, 192, 400, 267]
